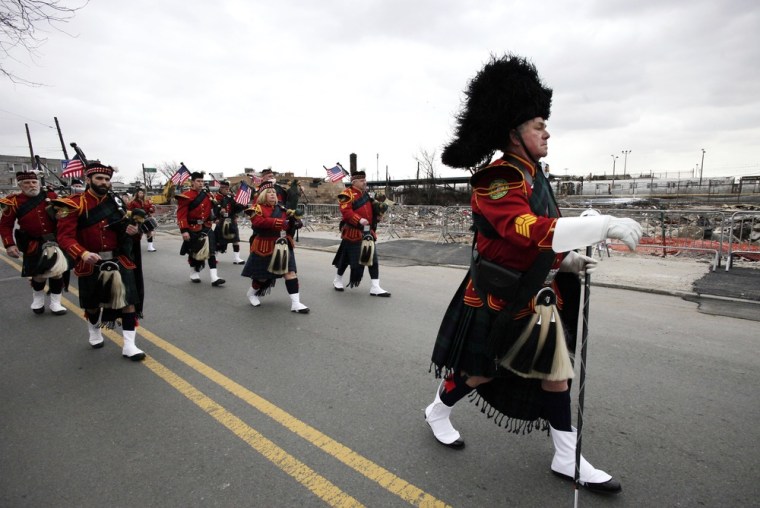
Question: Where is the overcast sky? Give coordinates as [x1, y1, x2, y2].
[1, 0, 758, 184]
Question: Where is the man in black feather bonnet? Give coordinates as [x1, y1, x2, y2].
[424, 54, 643, 494]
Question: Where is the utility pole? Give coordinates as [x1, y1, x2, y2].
[621, 150, 631, 177]
[54, 117, 69, 159]
[699, 148, 706, 187]
[610, 154, 618, 190]
[25, 124, 35, 168]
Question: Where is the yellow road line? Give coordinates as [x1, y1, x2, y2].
[140, 354, 363, 508]
[0, 256, 362, 506]
[0, 253, 449, 507]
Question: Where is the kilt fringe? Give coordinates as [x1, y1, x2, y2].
[469, 391, 549, 435]
[254, 279, 275, 297]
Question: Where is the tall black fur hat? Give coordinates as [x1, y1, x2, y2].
[190, 171, 205, 180]
[442, 53, 552, 169]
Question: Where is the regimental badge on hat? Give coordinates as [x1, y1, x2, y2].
[442, 53, 553, 169]
[85, 162, 115, 178]
[16, 169, 40, 182]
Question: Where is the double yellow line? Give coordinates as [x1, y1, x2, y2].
[0, 254, 448, 507]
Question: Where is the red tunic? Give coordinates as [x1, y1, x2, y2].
[338, 186, 376, 242]
[128, 198, 155, 216]
[55, 190, 135, 276]
[176, 189, 214, 232]
[249, 204, 290, 257]
[465, 154, 567, 314]
[0, 190, 58, 252]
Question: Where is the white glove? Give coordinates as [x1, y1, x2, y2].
[559, 250, 598, 276]
[606, 217, 642, 251]
[553, 215, 643, 252]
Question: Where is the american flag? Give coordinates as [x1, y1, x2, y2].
[61, 154, 85, 178]
[171, 164, 191, 185]
[234, 182, 252, 205]
[325, 163, 348, 182]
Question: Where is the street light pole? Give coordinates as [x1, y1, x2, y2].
[621, 150, 631, 177]
[610, 154, 618, 190]
[699, 149, 706, 187]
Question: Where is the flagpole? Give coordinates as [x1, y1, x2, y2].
[142, 163, 147, 190]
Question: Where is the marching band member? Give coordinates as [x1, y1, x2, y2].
[241, 182, 309, 313]
[1, 170, 68, 315]
[425, 54, 642, 493]
[214, 180, 246, 265]
[176, 171, 225, 286]
[55, 162, 146, 360]
[332, 170, 390, 297]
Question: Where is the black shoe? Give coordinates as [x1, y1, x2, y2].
[436, 437, 465, 449]
[91, 342, 105, 349]
[212, 278, 226, 286]
[32, 307, 45, 314]
[123, 352, 146, 361]
[370, 291, 391, 297]
[552, 471, 622, 494]
[233, 260, 246, 265]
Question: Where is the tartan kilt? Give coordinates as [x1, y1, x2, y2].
[240, 248, 297, 280]
[431, 271, 581, 427]
[332, 239, 378, 287]
[77, 260, 139, 310]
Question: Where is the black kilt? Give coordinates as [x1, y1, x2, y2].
[431, 272, 581, 430]
[20, 241, 71, 278]
[77, 260, 140, 310]
[241, 248, 297, 280]
[180, 227, 217, 257]
[21, 250, 43, 278]
[215, 220, 240, 252]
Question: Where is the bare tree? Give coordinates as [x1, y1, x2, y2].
[414, 148, 439, 202]
[157, 160, 180, 183]
[1, 0, 87, 84]
[142, 170, 158, 190]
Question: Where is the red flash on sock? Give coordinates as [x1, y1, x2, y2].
[443, 375, 456, 393]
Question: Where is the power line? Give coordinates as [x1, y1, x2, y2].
[0, 108, 55, 129]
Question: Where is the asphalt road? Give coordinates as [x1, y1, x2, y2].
[1, 233, 758, 507]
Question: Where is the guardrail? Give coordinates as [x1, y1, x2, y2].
[725, 211, 760, 269]
[163, 202, 758, 271]
[563, 208, 728, 270]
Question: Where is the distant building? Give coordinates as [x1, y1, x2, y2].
[0, 154, 64, 191]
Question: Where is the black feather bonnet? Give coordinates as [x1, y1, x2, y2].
[442, 53, 552, 169]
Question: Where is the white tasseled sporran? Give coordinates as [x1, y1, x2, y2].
[98, 261, 127, 310]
